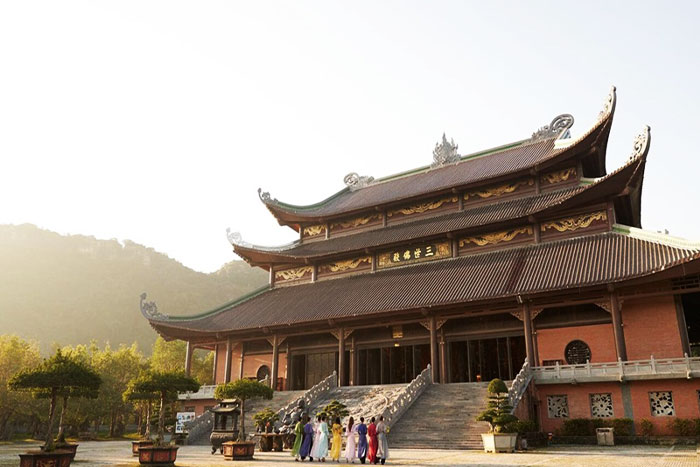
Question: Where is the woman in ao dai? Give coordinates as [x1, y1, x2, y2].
[343, 416, 357, 462]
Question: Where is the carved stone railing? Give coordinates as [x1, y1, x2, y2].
[184, 410, 215, 445]
[533, 355, 700, 384]
[380, 364, 432, 427]
[276, 371, 337, 421]
[179, 384, 216, 401]
[507, 359, 532, 414]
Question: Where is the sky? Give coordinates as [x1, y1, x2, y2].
[1, 1, 699, 273]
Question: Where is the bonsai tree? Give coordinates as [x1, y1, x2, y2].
[214, 379, 273, 441]
[317, 400, 349, 422]
[123, 376, 176, 440]
[476, 378, 518, 433]
[131, 371, 200, 444]
[52, 386, 99, 445]
[8, 349, 101, 451]
[253, 408, 279, 433]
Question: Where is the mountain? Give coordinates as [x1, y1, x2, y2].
[0, 224, 268, 354]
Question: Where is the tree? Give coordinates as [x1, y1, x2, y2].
[214, 379, 272, 442]
[151, 337, 213, 385]
[8, 349, 101, 450]
[475, 378, 518, 433]
[0, 335, 42, 440]
[123, 375, 178, 440]
[316, 400, 349, 422]
[132, 371, 200, 443]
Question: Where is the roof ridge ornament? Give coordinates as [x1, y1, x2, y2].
[140, 292, 167, 319]
[629, 125, 651, 160]
[343, 172, 375, 191]
[598, 85, 617, 122]
[431, 133, 460, 167]
[530, 114, 575, 142]
[257, 188, 278, 203]
[226, 228, 254, 248]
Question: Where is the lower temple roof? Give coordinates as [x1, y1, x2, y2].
[147, 226, 700, 338]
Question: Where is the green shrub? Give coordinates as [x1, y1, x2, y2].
[253, 408, 279, 432]
[561, 418, 594, 436]
[694, 419, 700, 437]
[639, 419, 654, 437]
[667, 418, 695, 437]
[506, 419, 538, 434]
[610, 418, 634, 436]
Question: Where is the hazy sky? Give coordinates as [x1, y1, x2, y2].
[2, 1, 699, 273]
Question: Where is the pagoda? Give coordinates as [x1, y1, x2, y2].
[143, 87, 700, 435]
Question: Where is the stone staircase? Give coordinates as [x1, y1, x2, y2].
[243, 390, 306, 435]
[307, 384, 406, 423]
[389, 382, 492, 450]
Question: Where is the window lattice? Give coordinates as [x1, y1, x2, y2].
[649, 391, 675, 416]
[590, 393, 614, 418]
[547, 395, 569, 418]
[565, 340, 591, 365]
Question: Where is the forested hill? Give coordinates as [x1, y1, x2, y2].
[0, 224, 268, 353]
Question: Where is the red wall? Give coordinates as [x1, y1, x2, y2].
[536, 324, 617, 365]
[213, 345, 288, 388]
[537, 379, 700, 435]
[622, 296, 683, 360]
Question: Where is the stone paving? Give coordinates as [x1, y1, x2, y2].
[0, 441, 697, 466]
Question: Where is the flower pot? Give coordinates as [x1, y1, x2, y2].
[481, 433, 518, 453]
[54, 443, 79, 461]
[132, 440, 154, 457]
[259, 434, 273, 452]
[272, 434, 284, 452]
[138, 446, 179, 466]
[19, 449, 73, 467]
[222, 441, 256, 460]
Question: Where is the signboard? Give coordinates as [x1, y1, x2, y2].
[377, 241, 451, 268]
[175, 412, 196, 434]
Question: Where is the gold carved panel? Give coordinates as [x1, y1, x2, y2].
[377, 241, 451, 268]
[541, 167, 577, 185]
[319, 256, 372, 274]
[275, 266, 313, 282]
[459, 226, 533, 248]
[540, 211, 607, 233]
[387, 196, 458, 218]
[302, 224, 326, 237]
[464, 178, 534, 201]
[330, 213, 382, 231]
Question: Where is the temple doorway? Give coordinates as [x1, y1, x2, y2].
[449, 336, 525, 382]
[357, 343, 431, 385]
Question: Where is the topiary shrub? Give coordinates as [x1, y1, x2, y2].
[475, 379, 517, 433]
[215, 379, 273, 441]
[667, 418, 695, 437]
[639, 419, 654, 437]
[316, 400, 349, 422]
[253, 408, 279, 433]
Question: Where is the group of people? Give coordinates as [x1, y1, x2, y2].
[291, 414, 389, 464]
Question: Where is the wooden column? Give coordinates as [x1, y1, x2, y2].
[286, 346, 293, 391]
[271, 334, 279, 390]
[224, 338, 233, 383]
[522, 303, 535, 366]
[212, 344, 219, 383]
[350, 337, 357, 386]
[338, 328, 346, 387]
[610, 293, 628, 361]
[429, 315, 439, 383]
[184, 341, 193, 377]
[439, 328, 447, 384]
[239, 343, 245, 379]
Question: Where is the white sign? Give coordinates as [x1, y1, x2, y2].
[175, 412, 196, 434]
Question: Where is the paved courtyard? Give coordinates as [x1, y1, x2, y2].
[0, 441, 697, 466]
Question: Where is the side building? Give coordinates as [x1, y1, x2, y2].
[142, 87, 700, 435]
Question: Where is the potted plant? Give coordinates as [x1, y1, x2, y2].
[476, 378, 518, 453]
[316, 399, 349, 422]
[131, 371, 200, 466]
[253, 408, 279, 452]
[123, 376, 175, 456]
[8, 349, 101, 467]
[214, 379, 273, 460]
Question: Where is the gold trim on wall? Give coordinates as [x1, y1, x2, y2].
[377, 241, 451, 268]
[541, 211, 607, 233]
[320, 256, 372, 274]
[464, 178, 534, 201]
[540, 167, 577, 185]
[275, 266, 313, 281]
[459, 227, 533, 247]
[387, 196, 458, 218]
[330, 213, 382, 231]
[302, 224, 326, 237]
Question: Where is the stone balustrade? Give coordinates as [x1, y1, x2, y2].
[507, 359, 532, 413]
[380, 364, 432, 427]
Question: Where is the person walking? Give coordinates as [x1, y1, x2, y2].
[292, 415, 304, 461]
[375, 416, 389, 465]
[310, 415, 322, 460]
[356, 417, 368, 464]
[367, 417, 378, 464]
[311, 415, 330, 461]
[299, 415, 314, 462]
[343, 416, 357, 463]
[330, 417, 343, 461]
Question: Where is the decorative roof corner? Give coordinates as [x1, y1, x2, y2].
[598, 85, 617, 122]
[343, 172, 375, 191]
[257, 188, 277, 204]
[140, 292, 168, 320]
[531, 114, 575, 143]
[431, 133, 460, 167]
[629, 125, 651, 161]
[226, 228, 254, 248]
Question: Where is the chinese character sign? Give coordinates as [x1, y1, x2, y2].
[377, 241, 451, 268]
